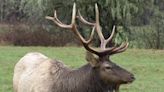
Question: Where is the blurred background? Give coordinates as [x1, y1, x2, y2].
[0, 0, 163, 49]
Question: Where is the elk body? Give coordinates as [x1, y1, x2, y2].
[13, 3, 135, 92]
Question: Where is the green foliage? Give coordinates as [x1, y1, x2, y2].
[0, 0, 164, 49]
[20, 0, 75, 23]
[128, 0, 164, 49]
[0, 47, 164, 92]
[130, 26, 155, 48]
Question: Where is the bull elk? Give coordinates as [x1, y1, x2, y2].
[13, 3, 135, 92]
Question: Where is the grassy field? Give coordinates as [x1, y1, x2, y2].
[0, 46, 164, 92]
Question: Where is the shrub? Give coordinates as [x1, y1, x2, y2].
[0, 24, 79, 46]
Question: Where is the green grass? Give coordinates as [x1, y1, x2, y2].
[0, 46, 164, 92]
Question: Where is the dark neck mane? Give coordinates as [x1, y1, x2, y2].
[53, 63, 114, 92]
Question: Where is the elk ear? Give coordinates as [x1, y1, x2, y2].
[86, 51, 99, 67]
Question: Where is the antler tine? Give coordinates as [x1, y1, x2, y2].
[94, 43, 128, 56]
[116, 43, 129, 53]
[71, 3, 95, 44]
[68, 3, 89, 43]
[77, 10, 95, 26]
[95, 3, 105, 42]
[71, 3, 76, 24]
[95, 3, 109, 50]
[110, 43, 129, 55]
[54, 10, 64, 24]
[106, 25, 115, 43]
[45, 3, 78, 29]
[86, 26, 96, 44]
[46, 11, 72, 29]
[72, 25, 96, 44]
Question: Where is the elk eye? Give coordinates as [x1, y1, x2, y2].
[105, 66, 112, 69]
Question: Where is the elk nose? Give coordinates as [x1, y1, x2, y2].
[131, 75, 135, 80]
[129, 75, 135, 82]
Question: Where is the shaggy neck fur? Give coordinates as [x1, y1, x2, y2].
[52, 63, 115, 92]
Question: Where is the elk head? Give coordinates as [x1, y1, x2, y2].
[46, 3, 135, 91]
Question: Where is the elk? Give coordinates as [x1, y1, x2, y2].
[13, 3, 135, 92]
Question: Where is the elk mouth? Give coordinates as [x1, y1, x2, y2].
[108, 84, 120, 92]
[108, 81, 133, 92]
[121, 80, 134, 84]
[108, 78, 135, 92]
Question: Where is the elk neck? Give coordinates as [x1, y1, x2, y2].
[55, 63, 115, 92]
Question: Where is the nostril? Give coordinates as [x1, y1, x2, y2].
[130, 76, 135, 81]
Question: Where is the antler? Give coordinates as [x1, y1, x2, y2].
[46, 3, 99, 55]
[46, 3, 128, 57]
[93, 4, 129, 56]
